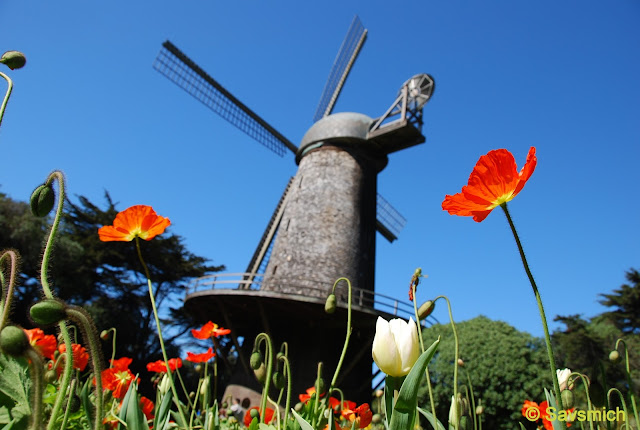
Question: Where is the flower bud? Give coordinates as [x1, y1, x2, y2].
[372, 414, 382, 424]
[0, 51, 27, 70]
[30, 299, 67, 326]
[294, 402, 303, 412]
[199, 377, 209, 397]
[159, 374, 171, 395]
[30, 184, 55, 217]
[418, 300, 435, 320]
[475, 405, 484, 415]
[250, 408, 260, 419]
[457, 358, 465, 367]
[254, 363, 267, 384]
[272, 371, 285, 389]
[372, 317, 420, 377]
[316, 377, 325, 395]
[250, 351, 263, 370]
[375, 389, 384, 398]
[68, 395, 81, 413]
[609, 350, 620, 363]
[45, 369, 58, 383]
[195, 364, 203, 373]
[228, 417, 237, 424]
[561, 389, 575, 409]
[325, 293, 337, 314]
[100, 330, 111, 340]
[448, 395, 461, 428]
[0, 326, 30, 356]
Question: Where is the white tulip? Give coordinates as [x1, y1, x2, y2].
[372, 316, 420, 377]
[557, 368, 572, 391]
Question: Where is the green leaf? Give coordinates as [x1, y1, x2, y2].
[417, 407, 446, 430]
[543, 388, 563, 430]
[0, 354, 31, 429]
[518, 423, 527, 430]
[152, 389, 173, 430]
[291, 409, 315, 430]
[389, 338, 440, 430]
[79, 377, 94, 425]
[118, 382, 148, 430]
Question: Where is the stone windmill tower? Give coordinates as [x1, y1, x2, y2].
[153, 16, 435, 401]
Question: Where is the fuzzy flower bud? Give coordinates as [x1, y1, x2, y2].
[0, 326, 30, 356]
[254, 363, 267, 384]
[272, 371, 285, 389]
[0, 51, 26, 70]
[250, 351, 263, 370]
[325, 293, 337, 314]
[30, 184, 55, 217]
[30, 299, 67, 326]
[372, 317, 420, 377]
[609, 350, 620, 363]
[418, 300, 435, 320]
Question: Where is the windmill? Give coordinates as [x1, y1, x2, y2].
[153, 16, 435, 401]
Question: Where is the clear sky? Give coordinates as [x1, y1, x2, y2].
[1, 1, 638, 339]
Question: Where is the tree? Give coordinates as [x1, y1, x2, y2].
[417, 316, 551, 430]
[600, 268, 640, 334]
[0, 190, 224, 392]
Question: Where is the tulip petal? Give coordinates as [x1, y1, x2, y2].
[372, 317, 402, 377]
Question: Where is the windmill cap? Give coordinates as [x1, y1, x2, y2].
[297, 112, 374, 163]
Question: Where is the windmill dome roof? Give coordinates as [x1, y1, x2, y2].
[297, 112, 374, 162]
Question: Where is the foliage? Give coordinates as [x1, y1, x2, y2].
[417, 316, 551, 430]
[0, 191, 224, 392]
[600, 268, 640, 335]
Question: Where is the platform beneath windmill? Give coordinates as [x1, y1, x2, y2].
[183, 273, 419, 403]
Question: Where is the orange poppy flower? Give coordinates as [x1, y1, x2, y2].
[299, 386, 325, 403]
[243, 406, 275, 427]
[140, 396, 155, 420]
[442, 147, 537, 222]
[58, 343, 90, 371]
[341, 403, 373, 429]
[186, 347, 216, 363]
[146, 358, 182, 373]
[24, 328, 57, 360]
[102, 367, 136, 399]
[98, 205, 170, 242]
[191, 321, 231, 339]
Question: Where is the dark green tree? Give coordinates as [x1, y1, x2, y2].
[600, 268, 640, 334]
[0, 190, 224, 390]
[418, 316, 551, 430]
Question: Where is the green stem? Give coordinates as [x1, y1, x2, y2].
[0, 70, 13, 130]
[500, 203, 565, 428]
[411, 284, 437, 427]
[328, 277, 352, 392]
[463, 371, 477, 430]
[25, 349, 44, 430]
[434, 295, 459, 410]
[0, 250, 18, 332]
[65, 306, 104, 430]
[255, 332, 274, 424]
[59, 378, 77, 430]
[37, 171, 74, 430]
[280, 355, 292, 430]
[615, 339, 639, 425]
[134, 237, 188, 426]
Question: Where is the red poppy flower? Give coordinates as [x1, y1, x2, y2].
[58, 343, 89, 371]
[442, 147, 537, 222]
[110, 356, 133, 371]
[98, 205, 170, 242]
[146, 358, 182, 373]
[329, 397, 350, 412]
[24, 328, 57, 360]
[102, 367, 136, 399]
[299, 386, 325, 403]
[342, 403, 372, 429]
[186, 347, 216, 363]
[243, 407, 275, 427]
[191, 321, 231, 339]
[140, 396, 155, 420]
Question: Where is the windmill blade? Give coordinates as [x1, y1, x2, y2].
[153, 40, 297, 156]
[312, 16, 368, 123]
[376, 193, 406, 243]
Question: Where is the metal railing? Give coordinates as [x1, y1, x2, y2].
[186, 273, 421, 322]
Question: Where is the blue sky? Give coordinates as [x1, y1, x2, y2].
[1, 1, 638, 340]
